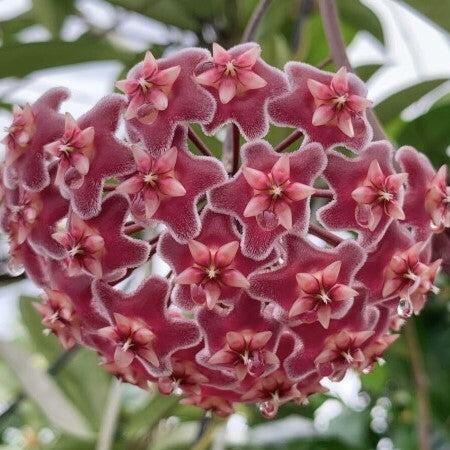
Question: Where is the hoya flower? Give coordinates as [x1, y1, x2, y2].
[196, 43, 267, 104]
[425, 165, 450, 233]
[242, 370, 301, 418]
[180, 389, 235, 418]
[116, 50, 181, 124]
[33, 289, 81, 350]
[94, 276, 201, 376]
[125, 48, 216, 155]
[1, 104, 35, 165]
[410, 259, 442, 314]
[198, 43, 288, 140]
[117, 145, 186, 219]
[358, 333, 399, 374]
[2, 88, 68, 191]
[250, 235, 365, 329]
[197, 294, 281, 383]
[351, 159, 408, 231]
[269, 63, 372, 152]
[60, 95, 135, 219]
[52, 194, 149, 281]
[44, 112, 95, 189]
[314, 330, 374, 381]
[318, 141, 404, 249]
[209, 140, 326, 259]
[159, 209, 278, 310]
[101, 357, 154, 390]
[117, 127, 226, 242]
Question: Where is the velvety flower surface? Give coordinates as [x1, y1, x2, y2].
[318, 140, 406, 249]
[1, 46, 445, 419]
[269, 63, 372, 152]
[197, 43, 288, 140]
[209, 140, 326, 259]
[124, 48, 216, 155]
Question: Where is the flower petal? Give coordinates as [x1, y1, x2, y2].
[243, 194, 271, 217]
[243, 167, 270, 190]
[175, 266, 205, 285]
[312, 104, 335, 126]
[218, 78, 237, 104]
[188, 240, 211, 266]
[215, 241, 239, 268]
[284, 182, 315, 201]
[221, 268, 250, 289]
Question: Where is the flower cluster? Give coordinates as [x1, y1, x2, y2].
[0, 43, 447, 419]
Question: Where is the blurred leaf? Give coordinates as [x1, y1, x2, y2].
[0, 12, 36, 44]
[404, 0, 450, 33]
[0, 38, 134, 78]
[375, 79, 446, 125]
[327, 405, 367, 447]
[261, 33, 292, 68]
[0, 340, 92, 439]
[338, 0, 384, 43]
[356, 64, 382, 81]
[20, 296, 62, 361]
[151, 421, 198, 450]
[395, 104, 450, 167]
[32, 0, 75, 37]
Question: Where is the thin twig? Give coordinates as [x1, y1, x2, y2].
[103, 185, 117, 192]
[317, 0, 387, 141]
[124, 223, 144, 235]
[405, 320, 431, 450]
[188, 127, 213, 157]
[308, 223, 343, 246]
[241, 0, 274, 43]
[0, 345, 80, 426]
[313, 189, 333, 199]
[231, 124, 240, 175]
[275, 129, 303, 152]
[316, 56, 332, 70]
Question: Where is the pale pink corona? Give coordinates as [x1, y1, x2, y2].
[0, 43, 446, 419]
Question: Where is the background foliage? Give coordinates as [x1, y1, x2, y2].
[0, 0, 449, 449]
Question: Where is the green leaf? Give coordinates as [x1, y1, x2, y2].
[375, 79, 446, 125]
[0, 38, 134, 78]
[355, 64, 382, 81]
[0, 340, 92, 439]
[404, 0, 450, 33]
[32, 0, 75, 37]
[338, 0, 384, 43]
[394, 104, 450, 167]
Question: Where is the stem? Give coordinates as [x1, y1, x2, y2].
[316, 56, 332, 69]
[96, 379, 122, 450]
[231, 124, 240, 175]
[405, 319, 431, 450]
[124, 224, 145, 235]
[103, 184, 117, 192]
[241, 0, 274, 43]
[275, 129, 303, 152]
[313, 189, 333, 199]
[0, 345, 80, 426]
[308, 223, 343, 246]
[188, 127, 213, 157]
[317, 0, 387, 141]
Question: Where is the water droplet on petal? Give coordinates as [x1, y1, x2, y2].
[7, 259, 24, 277]
[397, 297, 413, 318]
[256, 210, 278, 231]
[259, 400, 278, 419]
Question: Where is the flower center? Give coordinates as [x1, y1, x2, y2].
[143, 172, 158, 186]
[206, 265, 219, 279]
[317, 289, 331, 304]
[68, 244, 82, 257]
[403, 269, 418, 281]
[122, 337, 134, 352]
[269, 185, 284, 198]
[334, 95, 348, 109]
[224, 61, 237, 77]
[138, 77, 153, 92]
[341, 350, 354, 363]
[59, 143, 73, 155]
[378, 189, 393, 202]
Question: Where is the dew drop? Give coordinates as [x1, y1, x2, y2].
[7, 259, 24, 277]
[259, 400, 278, 419]
[397, 297, 413, 318]
[256, 210, 278, 231]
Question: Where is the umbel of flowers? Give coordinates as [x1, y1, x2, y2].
[1, 42, 448, 419]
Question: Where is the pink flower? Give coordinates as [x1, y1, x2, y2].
[269, 63, 372, 152]
[198, 43, 288, 141]
[359, 334, 399, 373]
[125, 48, 216, 155]
[93, 276, 201, 377]
[351, 160, 408, 231]
[290, 261, 359, 329]
[425, 165, 450, 233]
[250, 235, 365, 330]
[33, 289, 82, 350]
[60, 95, 135, 219]
[116, 50, 181, 123]
[2, 88, 68, 191]
[159, 209, 278, 310]
[2, 104, 35, 166]
[318, 141, 403, 249]
[52, 194, 149, 281]
[117, 127, 226, 242]
[180, 390, 235, 418]
[209, 140, 326, 259]
[314, 330, 374, 381]
[196, 43, 267, 104]
[44, 113, 95, 189]
[306, 67, 372, 138]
